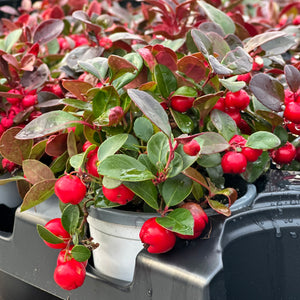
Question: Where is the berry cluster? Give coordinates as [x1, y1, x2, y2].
[284, 89, 300, 130]
[221, 135, 263, 174]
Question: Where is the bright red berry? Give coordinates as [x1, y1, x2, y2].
[183, 139, 201, 156]
[252, 56, 264, 71]
[99, 37, 113, 50]
[293, 15, 300, 25]
[43, 218, 71, 249]
[221, 151, 247, 174]
[241, 147, 263, 162]
[287, 122, 300, 135]
[139, 217, 176, 254]
[102, 184, 135, 205]
[224, 90, 250, 110]
[57, 246, 88, 268]
[237, 73, 251, 84]
[175, 202, 208, 240]
[170, 96, 194, 113]
[284, 89, 295, 105]
[86, 152, 99, 177]
[284, 102, 300, 124]
[229, 135, 247, 147]
[224, 108, 242, 126]
[6, 89, 22, 105]
[1, 117, 13, 128]
[212, 97, 225, 111]
[22, 94, 37, 107]
[54, 174, 86, 205]
[270, 142, 296, 165]
[54, 259, 86, 290]
[2, 158, 17, 172]
[108, 106, 124, 126]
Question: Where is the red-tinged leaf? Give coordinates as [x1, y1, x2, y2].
[177, 55, 207, 82]
[256, 110, 284, 127]
[49, 5, 65, 19]
[284, 65, 300, 93]
[28, 43, 39, 56]
[215, 188, 238, 207]
[33, 19, 64, 45]
[45, 133, 68, 157]
[265, 68, 285, 75]
[1, 18, 18, 32]
[207, 199, 231, 216]
[108, 55, 137, 82]
[2, 53, 19, 69]
[20, 179, 57, 211]
[62, 80, 93, 101]
[0, 127, 33, 165]
[0, 5, 19, 15]
[154, 48, 177, 72]
[137, 46, 156, 72]
[72, 10, 102, 32]
[0, 91, 23, 99]
[182, 167, 209, 190]
[20, 53, 36, 71]
[20, 64, 50, 90]
[22, 159, 55, 185]
[279, 2, 300, 17]
[30, 140, 47, 161]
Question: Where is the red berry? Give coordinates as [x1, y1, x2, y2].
[139, 217, 176, 254]
[284, 102, 300, 124]
[99, 37, 113, 50]
[237, 73, 251, 84]
[170, 95, 194, 113]
[295, 147, 300, 162]
[2, 158, 17, 172]
[293, 15, 300, 25]
[183, 139, 201, 156]
[57, 246, 88, 268]
[212, 97, 225, 111]
[175, 202, 208, 240]
[6, 89, 22, 105]
[284, 89, 295, 105]
[86, 152, 99, 177]
[22, 94, 37, 107]
[54, 259, 86, 290]
[54, 174, 86, 205]
[224, 108, 242, 126]
[224, 90, 250, 110]
[1, 117, 13, 128]
[270, 142, 296, 165]
[241, 147, 263, 162]
[221, 151, 247, 174]
[43, 218, 71, 249]
[252, 56, 264, 71]
[108, 106, 124, 126]
[102, 184, 135, 205]
[287, 122, 300, 135]
[229, 135, 247, 147]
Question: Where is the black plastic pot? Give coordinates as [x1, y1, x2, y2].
[0, 171, 299, 299]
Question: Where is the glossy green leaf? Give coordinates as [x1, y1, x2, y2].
[133, 117, 154, 142]
[138, 154, 157, 175]
[78, 57, 108, 81]
[156, 208, 194, 235]
[208, 199, 231, 216]
[219, 77, 245, 92]
[0, 127, 33, 165]
[98, 154, 155, 181]
[210, 109, 238, 141]
[198, 1, 235, 34]
[102, 177, 122, 189]
[97, 133, 128, 162]
[197, 153, 221, 168]
[246, 131, 281, 150]
[195, 132, 229, 154]
[170, 109, 194, 134]
[128, 89, 172, 137]
[147, 132, 170, 171]
[37, 224, 64, 244]
[162, 174, 193, 207]
[167, 152, 184, 178]
[71, 245, 91, 262]
[20, 179, 56, 211]
[5, 28, 22, 53]
[61, 204, 80, 234]
[154, 64, 177, 99]
[15, 111, 80, 140]
[124, 180, 159, 210]
[22, 160, 55, 185]
[62, 98, 92, 112]
[70, 153, 85, 170]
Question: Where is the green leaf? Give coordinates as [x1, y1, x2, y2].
[170, 109, 194, 134]
[50, 152, 69, 174]
[102, 177, 122, 189]
[30, 139, 47, 161]
[154, 64, 177, 99]
[138, 154, 157, 175]
[128, 89, 172, 137]
[78, 57, 108, 81]
[208, 199, 231, 216]
[219, 78, 245, 93]
[241, 151, 270, 183]
[133, 117, 154, 142]
[0, 176, 26, 185]
[124, 181, 159, 210]
[70, 153, 85, 170]
[190, 29, 213, 56]
[0, 127, 33, 165]
[98, 154, 155, 181]
[20, 179, 56, 211]
[198, 1, 235, 35]
[62, 98, 93, 112]
[15, 111, 80, 140]
[249, 73, 284, 112]
[22, 160, 55, 185]
[37, 224, 64, 244]
[61, 204, 80, 234]
[71, 245, 91, 262]
[195, 132, 229, 154]
[167, 152, 184, 178]
[147, 132, 169, 171]
[197, 153, 221, 168]
[161, 174, 193, 207]
[156, 208, 194, 235]
[246, 131, 281, 150]
[92, 86, 120, 118]
[97, 133, 128, 162]
[210, 109, 238, 141]
[5, 28, 22, 53]
[260, 34, 296, 56]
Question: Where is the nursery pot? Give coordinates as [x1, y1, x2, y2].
[87, 207, 157, 282]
